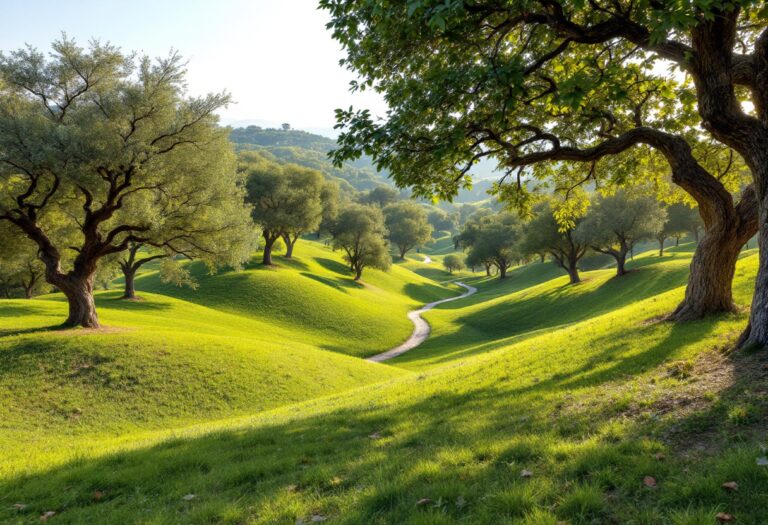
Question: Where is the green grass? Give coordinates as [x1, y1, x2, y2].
[1, 241, 767, 524]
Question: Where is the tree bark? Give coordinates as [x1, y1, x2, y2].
[354, 265, 363, 280]
[658, 237, 665, 257]
[739, 165, 768, 348]
[122, 267, 137, 300]
[566, 259, 580, 284]
[57, 274, 100, 328]
[282, 233, 299, 258]
[499, 264, 507, 279]
[262, 231, 279, 265]
[670, 186, 758, 322]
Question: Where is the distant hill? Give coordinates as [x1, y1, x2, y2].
[229, 125, 390, 192]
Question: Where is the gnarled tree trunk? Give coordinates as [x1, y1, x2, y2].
[669, 184, 757, 322]
[282, 233, 300, 258]
[56, 274, 100, 328]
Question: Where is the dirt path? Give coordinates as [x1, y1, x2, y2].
[366, 282, 477, 363]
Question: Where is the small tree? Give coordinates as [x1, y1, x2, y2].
[0, 39, 255, 327]
[243, 153, 326, 263]
[384, 201, 433, 259]
[0, 224, 46, 298]
[443, 254, 465, 275]
[523, 203, 588, 284]
[666, 203, 703, 246]
[359, 186, 398, 208]
[583, 191, 666, 276]
[466, 213, 521, 279]
[428, 208, 459, 233]
[330, 204, 391, 280]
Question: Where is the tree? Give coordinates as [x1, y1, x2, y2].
[583, 190, 666, 276]
[322, 0, 768, 345]
[330, 203, 391, 280]
[0, 223, 47, 298]
[0, 38, 255, 327]
[428, 208, 459, 233]
[242, 153, 326, 263]
[666, 203, 703, 246]
[318, 181, 341, 236]
[443, 254, 465, 275]
[457, 211, 521, 279]
[383, 201, 433, 259]
[359, 185, 398, 207]
[523, 203, 589, 284]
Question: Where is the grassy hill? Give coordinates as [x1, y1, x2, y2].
[2, 242, 767, 524]
[0, 240, 454, 477]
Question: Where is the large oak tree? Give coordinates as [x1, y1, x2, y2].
[321, 0, 768, 347]
[0, 38, 255, 327]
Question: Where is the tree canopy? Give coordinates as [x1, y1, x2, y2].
[0, 38, 255, 327]
[330, 203, 391, 280]
[321, 0, 768, 343]
[242, 151, 335, 263]
[383, 201, 433, 259]
[523, 202, 589, 284]
[583, 190, 666, 275]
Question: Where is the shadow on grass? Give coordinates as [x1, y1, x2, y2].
[314, 257, 351, 276]
[3, 314, 764, 523]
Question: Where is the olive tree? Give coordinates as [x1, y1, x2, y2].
[330, 203, 391, 280]
[583, 190, 666, 276]
[242, 152, 327, 263]
[322, 0, 768, 346]
[443, 253, 465, 275]
[0, 38, 255, 327]
[383, 201, 433, 259]
[0, 223, 47, 298]
[523, 203, 589, 284]
[457, 211, 521, 279]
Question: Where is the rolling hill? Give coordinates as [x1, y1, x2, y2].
[1, 242, 767, 524]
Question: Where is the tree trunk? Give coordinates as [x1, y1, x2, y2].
[566, 258, 580, 284]
[58, 275, 100, 328]
[262, 233, 277, 265]
[122, 267, 137, 300]
[615, 252, 627, 276]
[484, 263, 491, 276]
[283, 233, 298, 258]
[658, 238, 665, 257]
[739, 168, 768, 349]
[399, 245, 408, 259]
[669, 195, 756, 322]
[675, 236, 680, 247]
[354, 266, 363, 280]
[499, 265, 507, 279]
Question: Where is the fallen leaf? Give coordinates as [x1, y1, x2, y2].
[93, 490, 105, 501]
[654, 452, 666, 461]
[715, 512, 735, 522]
[310, 515, 327, 522]
[757, 456, 768, 466]
[520, 469, 533, 478]
[643, 476, 657, 488]
[182, 494, 196, 501]
[12, 503, 27, 511]
[722, 481, 738, 491]
[40, 511, 56, 521]
[416, 498, 433, 507]
[329, 476, 343, 486]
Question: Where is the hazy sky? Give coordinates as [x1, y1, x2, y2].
[0, 0, 386, 136]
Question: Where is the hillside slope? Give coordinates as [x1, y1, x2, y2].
[0, 240, 456, 477]
[2, 245, 767, 524]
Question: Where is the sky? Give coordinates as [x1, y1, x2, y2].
[0, 0, 387, 136]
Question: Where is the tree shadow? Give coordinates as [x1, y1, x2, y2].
[314, 257, 351, 276]
[300, 273, 353, 294]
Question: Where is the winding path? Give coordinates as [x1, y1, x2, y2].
[366, 282, 477, 363]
